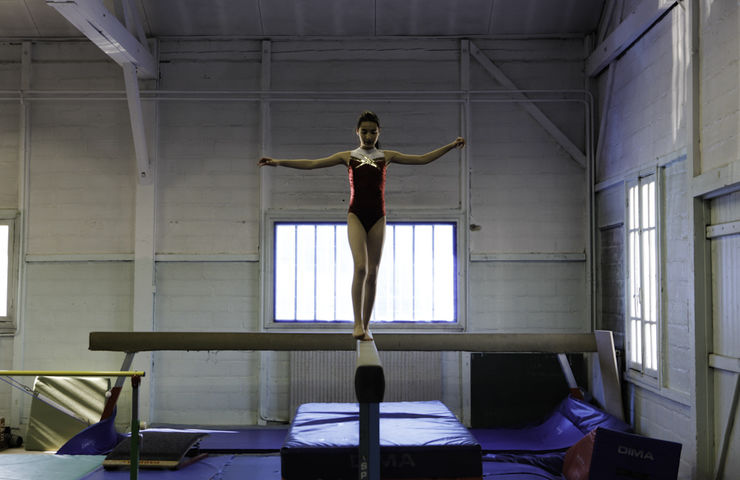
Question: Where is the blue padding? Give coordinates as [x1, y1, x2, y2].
[281, 401, 481, 479]
[57, 409, 124, 456]
[482, 458, 564, 480]
[471, 395, 631, 453]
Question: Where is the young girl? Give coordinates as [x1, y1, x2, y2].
[259, 111, 465, 340]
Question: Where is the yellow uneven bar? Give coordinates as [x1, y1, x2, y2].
[89, 332, 597, 353]
[0, 370, 146, 377]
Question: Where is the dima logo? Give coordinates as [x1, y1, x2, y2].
[618, 445, 655, 461]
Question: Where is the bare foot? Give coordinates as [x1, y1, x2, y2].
[353, 325, 365, 339]
[361, 330, 373, 341]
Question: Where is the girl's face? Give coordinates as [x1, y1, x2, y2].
[356, 121, 380, 149]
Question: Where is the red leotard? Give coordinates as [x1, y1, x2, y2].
[348, 148, 387, 232]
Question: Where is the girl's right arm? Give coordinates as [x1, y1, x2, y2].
[258, 151, 349, 169]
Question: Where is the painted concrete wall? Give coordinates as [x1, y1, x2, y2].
[0, 37, 589, 429]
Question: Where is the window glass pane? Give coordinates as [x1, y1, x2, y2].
[0, 225, 7, 317]
[433, 225, 455, 321]
[275, 225, 296, 320]
[629, 186, 638, 230]
[335, 225, 353, 321]
[393, 225, 414, 321]
[649, 323, 658, 370]
[630, 319, 640, 365]
[629, 231, 639, 317]
[413, 225, 434, 321]
[375, 227, 394, 321]
[295, 225, 316, 320]
[315, 225, 336, 321]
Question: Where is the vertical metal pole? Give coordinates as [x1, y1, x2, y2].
[359, 402, 380, 480]
[130, 375, 141, 480]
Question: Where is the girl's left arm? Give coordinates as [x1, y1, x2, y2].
[385, 137, 465, 165]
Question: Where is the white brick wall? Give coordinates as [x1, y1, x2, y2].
[1, 36, 590, 428]
[663, 160, 692, 395]
[19, 262, 134, 427]
[631, 385, 694, 479]
[0, 101, 19, 209]
[469, 261, 587, 332]
[598, 7, 688, 182]
[700, 0, 739, 172]
[152, 262, 260, 424]
[157, 102, 261, 254]
[27, 101, 136, 254]
[0, 337, 13, 421]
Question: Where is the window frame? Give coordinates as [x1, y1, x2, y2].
[262, 209, 466, 332]
[0, 211, 19, 333]
[623, 169, 663, 383]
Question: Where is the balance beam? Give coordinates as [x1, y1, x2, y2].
[89, 332, 597, 353]
[354, 340, 384, 480]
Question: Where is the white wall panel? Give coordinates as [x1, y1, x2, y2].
[20, 262, 134, 428]
[470, 102, 586, 254]
[157, 102, 261, 254]
[469, 261, 586, 332]
[152, 262, 260, 424]
[0, 101, 18, 209]
[700, 0, 739, 173]
[27, 101, 136, 254]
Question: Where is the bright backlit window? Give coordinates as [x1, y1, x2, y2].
[0, 224, 8, 317]
[626, 175, 659, 376]
[273, 222, 456, 323]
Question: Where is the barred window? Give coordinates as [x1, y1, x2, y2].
[626, 175, 659, 376]
[273, 222, 457, 323]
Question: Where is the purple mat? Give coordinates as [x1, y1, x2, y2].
[470, 396, 630, 453]
[482, 460, 564, 479]
[281, 401, 482, 480]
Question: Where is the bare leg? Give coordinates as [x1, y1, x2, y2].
[361, 217, 386, 340]
[347, 213, 369, 339]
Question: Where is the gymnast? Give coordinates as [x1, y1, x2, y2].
[259, 111, 465, 341]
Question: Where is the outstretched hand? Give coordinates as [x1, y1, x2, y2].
[453, 137, 465, 148]
[258, 157, 275, 167]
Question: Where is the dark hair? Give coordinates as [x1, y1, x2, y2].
[356, 111, 381, 129]
[356, 111, 381, 149]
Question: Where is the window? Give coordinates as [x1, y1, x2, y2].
[0, 216, 16, 330]
[272, 222, 457, 324]
[626, 174, 659, 377]
[0, 224, 8, 317]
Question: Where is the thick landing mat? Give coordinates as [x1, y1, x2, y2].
[282, 401, 482, 480]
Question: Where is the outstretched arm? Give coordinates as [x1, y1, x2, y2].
[258, 151, 348, 169]
[385, 137, 465, 165]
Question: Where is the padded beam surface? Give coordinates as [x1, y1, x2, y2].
[89, 332, 597, 353]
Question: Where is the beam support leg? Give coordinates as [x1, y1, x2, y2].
[359, 402, 380, 480]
